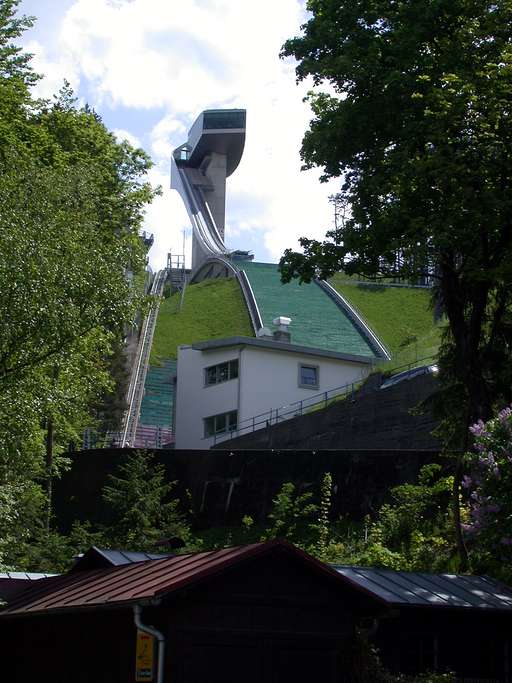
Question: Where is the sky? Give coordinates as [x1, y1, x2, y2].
[18, 0, 340, 270]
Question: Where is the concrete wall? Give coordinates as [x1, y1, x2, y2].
[203, 152, 227, 238]
[53, 447, 442, 532]
[214, 371, 440, 451]
[175, 342, 370, 449]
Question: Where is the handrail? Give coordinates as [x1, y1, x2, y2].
[83, 425, 174, 450]
[237, 269, 263, 333]
[121, 269, 168, 447]
[211, 354, 437, 446]
[379, 355, 437, 378]
[178, 270, 187, 312]
[316, 279, 391, 360]
[177, 163, 229, 259]
[211, 375, 362, 446]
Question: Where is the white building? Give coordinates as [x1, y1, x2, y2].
[174, 336, 374, 449]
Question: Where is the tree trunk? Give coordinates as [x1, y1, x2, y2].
[452, 452, 469, 572]
[45, 415, 54, 533]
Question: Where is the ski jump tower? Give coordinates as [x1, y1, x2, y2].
[170, 109, 248, 280]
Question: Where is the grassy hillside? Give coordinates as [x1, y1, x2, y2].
[329, 274, 443, 368]
[150, 277, 254, 363]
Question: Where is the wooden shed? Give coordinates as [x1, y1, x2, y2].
[0, 541, 380, 683]
[335, 564, 512, 681]
[2, 542, 512, 682]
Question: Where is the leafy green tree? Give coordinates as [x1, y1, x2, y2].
[280, 0, 512, 570]
[102, 451, 194, 552]
[259, 473, 338, 560]
[360, 464, 455, 571]
[260, 482, 318, 542]
[0, 0, 38, 154]
[0, 0, 158, 566]
[280, 0, 512, 427]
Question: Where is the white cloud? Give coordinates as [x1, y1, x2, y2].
[113, 128, 141, 148]
[24, 39, 79, 99]
[150, 115, 186, 161]
[144, 167, 193, 270]
[25, 0, 340, 269]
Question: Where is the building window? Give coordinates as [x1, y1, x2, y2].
[204, 359, 239, 386]
[299, 363, 319, 389]
[204, 410, 238, 438]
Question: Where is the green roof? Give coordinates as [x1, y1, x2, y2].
[239, 261, 376, 358]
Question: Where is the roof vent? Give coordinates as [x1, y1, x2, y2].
[272, 316, 291, 343]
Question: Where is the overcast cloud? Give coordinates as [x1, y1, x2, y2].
[19, 0, 340, 269]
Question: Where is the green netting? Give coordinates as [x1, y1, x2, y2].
[139, 359, 176, 428]
[239, 261, 376, 358]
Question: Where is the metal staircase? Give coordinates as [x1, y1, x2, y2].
[167, 253, 187, 312]
[120, 268, 168, 447]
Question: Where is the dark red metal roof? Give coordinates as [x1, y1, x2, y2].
[0, 541, 350, 618]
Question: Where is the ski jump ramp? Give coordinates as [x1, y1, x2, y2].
[170, 109, 390, 360]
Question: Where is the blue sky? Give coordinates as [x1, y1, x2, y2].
[18, 0, 339, 269]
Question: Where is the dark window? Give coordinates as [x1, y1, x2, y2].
[203, 111, 245, 130]
[218, 362, 229, 383]
[299, 364, 319, 388]
[204, 359, 239, 386]
[205, 366, 217, 385]
[204, 410, 238, 438]
[229, 359, 238, 379]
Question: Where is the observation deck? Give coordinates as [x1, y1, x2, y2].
[171, 109, 246, 270]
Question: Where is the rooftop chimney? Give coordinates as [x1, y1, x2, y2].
[272, 316, 291, 343]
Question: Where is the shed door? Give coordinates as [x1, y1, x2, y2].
[269, 639, 340, 682]
[178, 633, 341, 683]
[180, 637, 263, 683]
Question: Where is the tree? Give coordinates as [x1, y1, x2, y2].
[0, 1, 158, 565]
[463, 405, 512, 581]
[280, 2, 512, 570]
[102, 451, 193, 552]
[0, 0, 38, 154]
[280, 1, 512, 429]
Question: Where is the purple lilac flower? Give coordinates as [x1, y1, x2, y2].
[498, 407, 512, 424]
[462, 475, 473, 489]
[470, 420, 486, 437]
[500, 537, 512, 546]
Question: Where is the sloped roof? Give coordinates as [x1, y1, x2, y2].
[0, 572, 56, 580]
[191, 336, 374, 365]
[0, 573, 57, 603]
[333, 565, 512, 611]
[0, 541, 348, 618]
[70, 546, 171, 572]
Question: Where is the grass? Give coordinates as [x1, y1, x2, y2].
[329, 274, 444, 372]
[150, 277, 254, 364]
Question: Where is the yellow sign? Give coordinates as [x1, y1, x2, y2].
[135, 630, 154, 681]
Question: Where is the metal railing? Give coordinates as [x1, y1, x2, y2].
[120, 269, 168, 447]
[83, 425, 174, 450]
[316, 279, 391, 360]
[237, 268, 263, 333]
[211, 355, 437, 446]
[211, 377, 362, 446]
